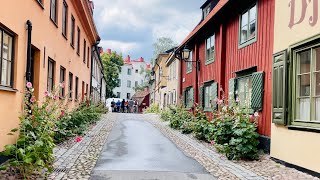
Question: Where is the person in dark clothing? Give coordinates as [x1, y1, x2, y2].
[111, 99, 115, 112]
[121, 99, 125, 113]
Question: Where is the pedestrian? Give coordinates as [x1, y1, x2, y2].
[128, 99, 134, 113]
[111, 99, 115, 112]
[116, 100, 121, 112]
[121, 99, 125, 113]
[134, 100, 138, 113]
[125, 100, 129, 113]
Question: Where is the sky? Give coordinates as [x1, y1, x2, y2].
[92, 0, 204, 61]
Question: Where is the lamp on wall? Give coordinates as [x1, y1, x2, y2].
[182, 45, 191, 60]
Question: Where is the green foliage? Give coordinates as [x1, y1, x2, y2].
[0, 83, 61, 178]
[101, 52, 124, 98]
[144, 103, 160, 114]
[168, 107, 194, 132]
[192, 107, 215, 141]
[212, 99, 260, 160]
[160, 108, 172, 121]
[54, 102, 107, 143]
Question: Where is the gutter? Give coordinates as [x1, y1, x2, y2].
[26, 20, 32, 83]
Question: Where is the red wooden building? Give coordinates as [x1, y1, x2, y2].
[177, 0, 274, 152]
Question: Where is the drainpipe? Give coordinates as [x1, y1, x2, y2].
[26, 20, 32, 83]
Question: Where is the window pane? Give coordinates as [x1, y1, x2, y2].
[206, 38, 210, 50]
[315, 47, 320, 71]
[298, 98, 310, 120]
[249, 20, 256, 39]
[298, 50, 311, 74]
[315, 72, 320, 96]
[241, 25, 248, 44]
[241, 12, 249, 27]
[1, 60, 7, 85]
[299, 74, 310, 96]
[249, 5, 257, 22]
[316, 98, 320, 120]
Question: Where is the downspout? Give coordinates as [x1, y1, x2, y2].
[26, 20, 32, 83]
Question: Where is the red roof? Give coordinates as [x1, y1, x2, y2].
[178, 0, 229, 49]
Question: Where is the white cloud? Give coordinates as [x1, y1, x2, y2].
[99, 40, 141, 55]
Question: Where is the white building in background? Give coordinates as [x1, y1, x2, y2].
[113, 55, 151, 100]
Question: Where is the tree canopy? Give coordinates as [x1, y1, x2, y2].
[101, 52, 124, 98]
[151, 37, 178, 65]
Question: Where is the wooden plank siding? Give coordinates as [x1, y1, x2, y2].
[180, 0, 275, 137]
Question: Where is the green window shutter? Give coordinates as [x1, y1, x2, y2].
[251, 71, 265, 111]
[228, 78, 236, 105]
[182, 89, 186, 107]
[272, 51, 288, 125]
[199, 86, 204, 108]
[211, 82, 218, 110]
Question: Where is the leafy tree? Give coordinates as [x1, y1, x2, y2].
[101, 52, 124, 98]
[152, 37, 178, 65]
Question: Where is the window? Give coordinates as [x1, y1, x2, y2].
[127, 68, 132, 75]
[127, 80, 131, 88]
[75, 76, 79, 100]
[187, 51, 193, 73]
[206, 35, 215, 63]
[70, 15, 75, 47]
[47, 58, 55, 92]
[135, 69, 138, 73]
[135, 81, 138, 87]
[60, 66, 66, 97]
[204, 83, 214, 109]
[117, 79, 121, 87]
[240, 4, 257, 46]
[117, 92, 121, 98]
[62, 1, 68, 37]
[237, 76, 253, 108]
[77, 27, 80, 55]
[294, 47, 320, 122]
[68, 72, 73, 99]
[83, 39, 86, 63]
[82, 81, 85, 100]
[50, 0, 58, 24]
[87, 47, 90, 68]
[127, 93, 131, 99]
[0, 29, 14, 87]
[86, 83, 88, 97]
[203, 4, 211, 18]
[185, 87, 194, 108]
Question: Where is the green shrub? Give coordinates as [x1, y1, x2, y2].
[192, 107, 216, 141]
[0, 83, 61, 178]
[211, 98, 260, 160]
[144, 103, 160, 114]
[160, 108, 172, 121]
[169, 107, 194, 130]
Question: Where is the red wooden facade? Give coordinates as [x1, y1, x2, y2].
[180, 0, 275, 138]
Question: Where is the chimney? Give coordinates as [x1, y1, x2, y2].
[127, 55, 131, 62]
[107, 49, 112, 54]
[140, 57, 144, 62]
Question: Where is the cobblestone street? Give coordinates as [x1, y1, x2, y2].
[48, 113, 319, 180]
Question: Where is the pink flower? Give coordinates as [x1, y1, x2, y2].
[53, 95, 58, 100]
[219, 87, 223, 92]
[26, 82, 32, 89]
[75, 136, 82, 142]
[236, 98, 240, 102]
[59, 110, 65, 119]
[217, 100, 223, 105]
[210, 140, 215, 145]
[254, 112, 259, 117]
[44, 91, 49, 97]
[30, 96, 36, 103]
[59, 83, 65, 88]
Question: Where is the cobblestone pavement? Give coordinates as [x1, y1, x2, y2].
[143, 114, 319, 180]
[48, 113, 116, 180]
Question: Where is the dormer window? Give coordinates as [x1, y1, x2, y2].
[203, 4, 211, 18]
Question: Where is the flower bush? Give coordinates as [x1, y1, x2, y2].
[159, 92, 261, 161]
[143, 103, 160, 114]
[0, 83, 63, 178]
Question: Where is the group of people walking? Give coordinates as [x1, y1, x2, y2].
[111, 99, 138, 113]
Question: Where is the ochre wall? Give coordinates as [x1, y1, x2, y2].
[271, 0, 320, 173]
[0, 0, 96, 151]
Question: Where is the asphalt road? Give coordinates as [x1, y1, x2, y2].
[90, 113, 215, 180]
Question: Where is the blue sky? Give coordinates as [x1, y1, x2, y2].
[93, 0, 204, 61]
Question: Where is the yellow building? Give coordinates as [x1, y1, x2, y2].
[0, 0, 100, 152]
[271, 0, 320, 175]
[165, 50, 180, 106]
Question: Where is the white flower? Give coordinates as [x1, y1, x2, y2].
[254, 112, 259, 117]
[30, 88, 34, 92]
[29, 110, 32, 114]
